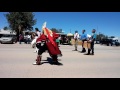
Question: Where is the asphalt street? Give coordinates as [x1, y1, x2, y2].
[0, 43, 120, 78]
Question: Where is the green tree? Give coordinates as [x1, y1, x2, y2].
[3, 26, 9, 30]
[5, 12, 36, 40]
[51, 28, 59, 33]
[105, 35, 108, 39]
[51, 28, 63, 33]
[58, 29, 63, 33]
[109, 36, 115, 38]
[96, 33, 108, 40]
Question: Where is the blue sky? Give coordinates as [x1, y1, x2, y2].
[0, 12, 120, 37]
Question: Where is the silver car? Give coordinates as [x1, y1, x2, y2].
[0, 34, 17, 44]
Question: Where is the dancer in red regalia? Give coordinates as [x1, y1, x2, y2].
[33, 22, 62, 65]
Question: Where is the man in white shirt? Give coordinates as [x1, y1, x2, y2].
[27, 34, 31, 44]
[32, 28, 41, 53]
[35, 28, 41, 37]
[73, 31, 79, 51]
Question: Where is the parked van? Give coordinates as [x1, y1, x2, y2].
[0, 34, 17, 44]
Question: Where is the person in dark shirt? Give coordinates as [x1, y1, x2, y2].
[85, 29, 96, 55]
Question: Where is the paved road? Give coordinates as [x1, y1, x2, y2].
[0, 43, 120, 78]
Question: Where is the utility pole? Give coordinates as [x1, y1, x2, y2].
[97, 26, 98, 34]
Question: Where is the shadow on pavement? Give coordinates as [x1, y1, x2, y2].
[41, 57, 63, 66]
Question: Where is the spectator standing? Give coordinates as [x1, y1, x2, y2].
[80, 29, 87, 53]
[73, 31, 80, 51]
[85, 29, 96, 55]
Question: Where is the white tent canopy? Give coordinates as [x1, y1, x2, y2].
[67, 33, 73, 36]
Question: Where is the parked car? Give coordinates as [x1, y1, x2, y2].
[95, 40, 100, 44]
[100, 39, 113, 46]
[0, 34, 17, 44]
[100, 39, 119, 46]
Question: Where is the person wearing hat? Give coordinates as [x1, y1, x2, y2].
[73, 30, 80, 51]
[80, 29, 87, 53]
[85, 29, 96, 55]
[35, 28, 41, 37]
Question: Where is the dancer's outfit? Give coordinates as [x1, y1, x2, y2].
[33, 27, 62, 65]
